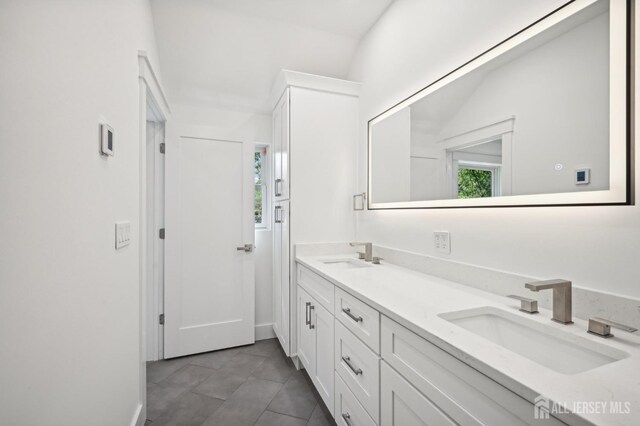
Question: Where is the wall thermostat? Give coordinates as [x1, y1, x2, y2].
[100, 123, 114, 156]
[575, 168, 590, 185]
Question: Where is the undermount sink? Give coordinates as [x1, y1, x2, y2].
[439, 307, 629, 375]
[320, 259, 371, 269]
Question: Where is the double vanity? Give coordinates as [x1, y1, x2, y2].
[292, 244, 639, 426]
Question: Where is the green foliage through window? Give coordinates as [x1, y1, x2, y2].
[458, 168, 492, 199]
[255, 151, 264, 224]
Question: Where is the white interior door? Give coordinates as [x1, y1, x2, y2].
[164, 128, 255, 358]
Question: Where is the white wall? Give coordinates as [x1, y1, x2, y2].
[370, 107, 411, 203]
[169, 104, 274, 334]
[440, 9, 609, 195]
[0, 1, 160, 425]
[349, 0, 640, 299]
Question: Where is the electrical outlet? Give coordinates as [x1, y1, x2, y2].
[434, 231, 450, 254]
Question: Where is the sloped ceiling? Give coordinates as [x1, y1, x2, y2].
[151, 0, 394, 113]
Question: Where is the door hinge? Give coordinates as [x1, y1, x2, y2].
[159, 142, 166, 154]
[159, 314, 165, 325]
[159, 228, 165, 239]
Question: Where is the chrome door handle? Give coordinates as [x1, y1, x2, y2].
[309, 305, 315, 329]
[236, 244, 253, 253]
[341, 356, 362, 375]
[342, 307, 363, 323]
[305, 302, 311, 326]
[342, 412, 353, 426]
[274, 178, 282, 196]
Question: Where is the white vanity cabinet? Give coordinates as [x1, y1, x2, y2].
[335, 321, 380, 423]
[295, 259, 571, 426]
[271, 70, 360, 358]
[381, 362, 456, 426]
[380, 316, 566, 426]
[297, 285, 315, 373]
[297, 284, 335, 416]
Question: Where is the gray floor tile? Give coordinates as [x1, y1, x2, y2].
[151, 392, 223, 426]
[226, 376, 283, 405]
[257, 411, 307, 426]
[240, 338, 281, 357]
[192, 369, 246, 400]
[201, 399, 265, 426]
[251, 351, 296, 383]
[301, 370, 323, 402]
[306, 402, 336, 426]
[146, 381, 190, 421]
[267, 370, 318, 420]
[202, 377, 282, 426]
[217, 353, 265, 378]
[162, 364, 215, 389]
[147, 357, 191, 384]
[189, 347, 241, 370]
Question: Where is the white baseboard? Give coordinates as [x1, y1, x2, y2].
[130, 403, 143, 426]
[255, 323, 276, 341]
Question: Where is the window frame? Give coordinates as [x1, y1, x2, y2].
[254, 144, 270, 230]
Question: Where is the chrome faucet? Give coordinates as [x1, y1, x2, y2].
[350, 242, 373, 262]
[525, 279, 572, 324]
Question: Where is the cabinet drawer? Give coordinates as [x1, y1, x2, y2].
[381, 361, 456, 426]
[297, 264, 334, 314]
[335, 321, 380, 423]
[381, 316, 565, 426]
[335, 373, 376, 426]
[335, 288, 380, 354]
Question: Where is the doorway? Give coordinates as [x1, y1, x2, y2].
[145, 111, 166, 362]
[162, 127, 256, 359]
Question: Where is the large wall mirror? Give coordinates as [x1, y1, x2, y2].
[368, 0, 632, 209]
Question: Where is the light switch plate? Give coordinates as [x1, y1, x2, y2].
[115, 221, 131, 249]
[434, 231, 450, 254]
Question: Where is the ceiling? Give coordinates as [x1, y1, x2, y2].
[151, 0, 394, 113]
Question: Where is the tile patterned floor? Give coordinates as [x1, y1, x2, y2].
[146, 339, 336, 426]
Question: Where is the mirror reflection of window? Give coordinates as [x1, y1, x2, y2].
[367, 0, 629, 208]
[457, 167, 496, 199]
[451, 139, 503, 199]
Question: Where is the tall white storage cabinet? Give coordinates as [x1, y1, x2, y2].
[271, 70, 360, 359]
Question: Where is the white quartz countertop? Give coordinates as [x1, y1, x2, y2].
[296, 254, 640, 426]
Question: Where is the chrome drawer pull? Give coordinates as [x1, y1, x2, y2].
[342, 356, 362, 375]
[342, 307, 363, 323]
[274, 178, 283, 196]
[274, 205, 282, 223]
[309, 305, 315, 329]
[342, 412, 354, 426]
[305, 302, 311, 326]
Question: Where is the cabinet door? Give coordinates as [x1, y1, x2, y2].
[273, 201, 290, 355]
[297, 286, 316, 374]
[313, 303, 334, 416]
[381, 362, 456, 426]
[280, 201, 290, 354]
[272, 203, 283, 351]
[273, 89, 289, 201]
[272, 93, 282, 198]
